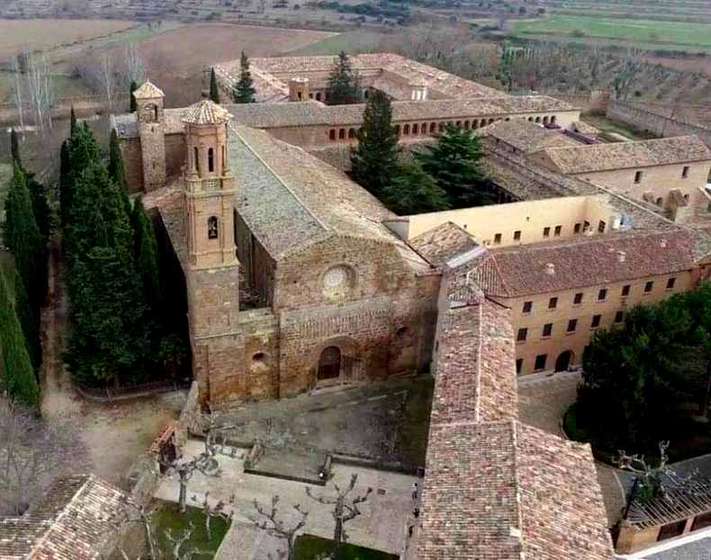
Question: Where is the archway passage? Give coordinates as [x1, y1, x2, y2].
[318, 346, 341, 381]
[555, 350, 573, 372]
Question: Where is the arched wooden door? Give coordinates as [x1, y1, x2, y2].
[318, 346, 341, 381]
[555, 350, 573, 372]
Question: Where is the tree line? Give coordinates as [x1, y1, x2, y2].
[1, 129, 49, 408]
[59, 112, 186, 389]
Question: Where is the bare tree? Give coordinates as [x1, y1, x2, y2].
[25, 51, 55, 131]
[251, 495, 308, 560]
[305, 474, 372, 546]
[0, 399, 82, 515]
[194, 491, 235, 541]
[123, 43, 147, 86]
[11, 55, 25, 130]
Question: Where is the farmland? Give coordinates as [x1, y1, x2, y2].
[513, 15, 711, 51]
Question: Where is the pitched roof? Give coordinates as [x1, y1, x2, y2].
[0, 474, 127, 560]
[408, 222, 479, 267]
[478, 118, 582, 153]
[417, 298, 613, 559]
[540, 136, 711, 174]
[181, 100, 232, 125]
[488, 230, 696, 297]
[230, 125, 424, 261]
[132, 80, 164, 99]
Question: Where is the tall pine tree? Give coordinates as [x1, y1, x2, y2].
[232, 51, 256, 104]
[350, 90, 399, 198]
[10, 128, 20, 166]
[59, 140, 71, 227]
[0, 268, 40, 408]
[108, 128, 131, 215]
[381, 163, 450, 215]
[70, 105, 77, 136]
[326, 51, 360, 105]
[209, 68, 220, 104]
[416, 125, 494, 208]
[131, 197, 161, 315]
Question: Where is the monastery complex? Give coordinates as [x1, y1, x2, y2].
[106, 53, 711, 558]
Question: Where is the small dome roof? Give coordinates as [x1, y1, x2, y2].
[133, 80, 165, 99]
[181, 100, 233, 125]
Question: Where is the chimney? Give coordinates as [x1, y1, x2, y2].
[617, 251, 626, 263]
[660, 238, 667, 248]
[545, 263, 555, 275]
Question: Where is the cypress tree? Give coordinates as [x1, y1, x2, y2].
[350, 90, 399, 198]
[12, 268, 40, 371]
[3, 164, 45, 308]
[59, 140, 71, 228]
[381, 163, 450, 215]
[233, 51, 256, 104]
[130, 80, 138, 113]
[209, 68, 220, 104]
[326, 51, 360, 105]
[70, 105, 77, 136]
[27, 175, 51, 240]
[10, 128, 20, 166]
[108, 128, 131, 215]
[0, 268, 40, 408]
[131, 197, 161, 314]
[416, 124, 494, 208]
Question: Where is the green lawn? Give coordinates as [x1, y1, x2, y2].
[513, 15, 711, 51]
[295, 534, 397, 560]
[150, 502, 230, 559]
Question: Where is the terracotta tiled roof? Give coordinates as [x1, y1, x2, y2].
[132, 80, 164, 99]
[0, 474, 127, 560]
[490, 229, 696, 297]
[478, 119, 582, 153]
[540, 136, 711, 174]
[181, 100, 233, 125]
[408, 222, 479, 267]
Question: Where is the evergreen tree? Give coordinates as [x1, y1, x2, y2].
[59, 140, 71, 228]
[12, 268, 40, 371]
[0, 268, 40, 408]
[381, 163, 450, 215]
[10, 128, 20, 166]
[70, 105, 77, 136]
[232, 51, 256, 104]
[131, 197, 161, 314]
[416, 125, 494, 208]
[130, 80, 138, 113]
[326, 51, 360, 105]
[3, 164, 45, 308]
[209, 68, 220, 104]
[108, 128, 131, 215]
[350, 90, 399, 198]
[27, 175, 51, 240]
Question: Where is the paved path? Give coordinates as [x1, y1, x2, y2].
[156, 440, 418, 558]
[518, 371, 626, 528]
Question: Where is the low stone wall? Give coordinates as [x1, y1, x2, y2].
[607, 100, 711, 146]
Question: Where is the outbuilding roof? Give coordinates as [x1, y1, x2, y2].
[132, 80, 164, 99]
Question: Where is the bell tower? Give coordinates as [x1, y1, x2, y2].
[182, 100, 238, 270]
[133, 80, 167, 192]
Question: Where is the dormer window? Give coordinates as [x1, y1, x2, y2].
[208, 216, 219, 239]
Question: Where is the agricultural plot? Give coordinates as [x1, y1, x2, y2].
[513, 15, 711, 51]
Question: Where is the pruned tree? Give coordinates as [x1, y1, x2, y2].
[194, 491, 235, 541]
[0, 399, 82, 514]
[251, 495, 308, 560]
[305, 473, 372, 545]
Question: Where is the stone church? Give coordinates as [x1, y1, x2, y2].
[115, 82, 438, 405]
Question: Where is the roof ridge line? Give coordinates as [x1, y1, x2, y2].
[230, 124, 330, 233]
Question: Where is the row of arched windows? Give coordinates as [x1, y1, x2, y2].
[327, 114, 559, 142]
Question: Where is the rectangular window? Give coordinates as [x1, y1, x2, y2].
[522, 301, 533, 313]
[574, 223, 582, 234]
[534, 354, 547, 371]
[645, 281, 654, 293]
[513, 230, 521, 241]
[591, 314, 602, 328]
[554, 225, 562, 237]
[615, 311, 624, 323]
[543, 226, 551, 238]
[621, 284, 631, 297]
[666, 277, 676, 290]
[548, 297, 558, 309]
[494, 233, 502, 245]
[573, 292, 583, 305]
[634, 170, 643, 184]
[567, 319, 577, 333]
[542, 323, 553, 337]
[598, 288, 607, 301]
[682, 166, 690, 179]
[517, 328, 528, 342]
[598, 220, 606, 233]
[515, 358, 523, 374]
